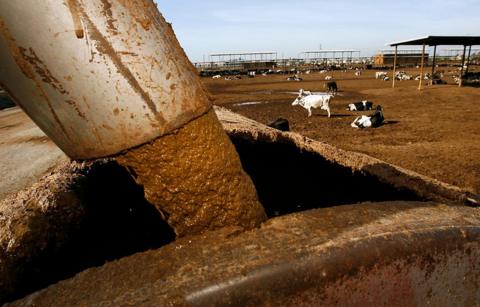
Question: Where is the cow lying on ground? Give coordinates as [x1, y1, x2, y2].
[287, 75, 303, 81]
[292, 93, 333, 117]
[346, 100, 373, 111]
[224, 75, 242, 81]
[324, 81, 338, 93]
[375, 72, 387, 79]
[351, 105, 384, 128]
[395, 71, 412, 80]
[268, 118, 290, 131]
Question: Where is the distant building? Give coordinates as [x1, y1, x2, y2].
[242, 61, 276, 70]
[374, 50, 429, 66]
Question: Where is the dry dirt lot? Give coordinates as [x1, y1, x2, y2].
[204, 69, 480, 194]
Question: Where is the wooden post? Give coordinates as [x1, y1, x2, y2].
[459, 45, 467, 87]
[418, 43, 426, 90]
[392, 46, 398, 88]
[431, 45, 437, 77]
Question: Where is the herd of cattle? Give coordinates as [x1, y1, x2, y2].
[291, 88, 384, 129]
[211, 68, 469, 131]
[214, 70, 388, 129]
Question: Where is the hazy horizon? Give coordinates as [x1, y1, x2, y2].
[156, 0, 480, 62]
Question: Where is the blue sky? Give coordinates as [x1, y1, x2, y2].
[156, 0, 480, 62]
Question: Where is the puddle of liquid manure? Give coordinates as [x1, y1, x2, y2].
[116, 109, 266, 237]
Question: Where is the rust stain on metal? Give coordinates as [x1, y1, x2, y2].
[99, 0, 118, 35]
[117, 51, 138, 57]
[74, 2, 166, 127]
[102, 124, 113, 130]
[65, 99, 87, 120]
[18, 47, 69, 95]
[66, 0, 85, 38]
[117, 0, 153, 31]
[91, 127, 103, 145]
[0, 17, 71, 139]
[0, 17, 35, 79]
[81, 95, 91, 109]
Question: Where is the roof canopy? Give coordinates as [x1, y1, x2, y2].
[389, 36, 480, 47]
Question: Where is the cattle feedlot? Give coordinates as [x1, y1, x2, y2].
[205, 68, 480, 194]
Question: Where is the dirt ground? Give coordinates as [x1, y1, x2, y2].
[0, 108, 68, 200]
[204, 68, 480, 194]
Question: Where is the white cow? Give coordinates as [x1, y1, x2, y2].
[375, 72, 387, 79]
[325, 75, 333, 80]
[212, 75, 222, 79]
[292, 94, 333, 117]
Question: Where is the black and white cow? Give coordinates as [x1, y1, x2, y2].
[346, 100, 374, 111]
[351, 105, 384, 128]
[287, 75, 303, 81]
[268, 118, 290, 131]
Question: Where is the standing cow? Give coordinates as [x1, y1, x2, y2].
[292, 94, 333, 117]
[324, 81, 338, 93]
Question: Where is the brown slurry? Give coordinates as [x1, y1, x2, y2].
[116, 109, 266, 237]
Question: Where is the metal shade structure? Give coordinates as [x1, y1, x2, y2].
[389, 36, 480, 47]
[387, 35, 480, 89]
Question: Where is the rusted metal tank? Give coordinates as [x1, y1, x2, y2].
[7, 201, 480, 306]
[0, 0, 210, 159]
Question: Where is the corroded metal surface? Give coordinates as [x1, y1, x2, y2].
[0, 0, 211, 159]
[10, 202, 480, 306]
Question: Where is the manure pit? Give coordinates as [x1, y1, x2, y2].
[1, 107, 478, 305]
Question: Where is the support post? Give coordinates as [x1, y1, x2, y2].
[465, 45, 472, 74]
[392, 46, 398, 88]
[431, 45, 437, 77]
[418, 43, 426, 90]
[459, 45, 467, 87]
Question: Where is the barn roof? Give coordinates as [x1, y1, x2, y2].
[388, 36, 480, 46]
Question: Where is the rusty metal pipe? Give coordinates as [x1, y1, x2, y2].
[0, 0, 210, 159]
[0, 0, 266, 235]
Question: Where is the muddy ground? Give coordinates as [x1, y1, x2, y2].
[204, 68, 480, 194]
